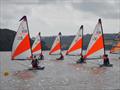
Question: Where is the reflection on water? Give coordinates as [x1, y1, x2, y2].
[13, 70, 35, 80]
[0, 51, 120, 90]
[90, 67, 107, 75]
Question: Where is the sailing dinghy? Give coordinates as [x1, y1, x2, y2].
[110, 42, 120, 54]
[49, 32, 64, 60]
[32, 32, 44, 60]
[84, 19, 112, 67]
[11, 16, 32, 60]
[110, 32, 120, 54]
[84, 19, 105, 59]
[66, 25, 83, 56]
[11, 16, 44, 70]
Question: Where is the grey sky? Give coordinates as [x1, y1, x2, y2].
[0, 0, 120, 37]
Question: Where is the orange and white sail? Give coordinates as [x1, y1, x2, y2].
[32, 32, 42, 56]
[110, 32, 120, 54]
[66, 25, 83, 56]
[49, 32, 62, 55]
[84, 19, 105, 59]
[110, 42, 120, 54]
[11, 16, 32, 60]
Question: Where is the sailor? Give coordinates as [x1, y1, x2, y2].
[76, 54, 85, 63]
[56, 53, 64, 60]
[31, 56, 39, 68]
[103, 54, 110, 66]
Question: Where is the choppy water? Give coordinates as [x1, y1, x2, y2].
[0, 51, 120, 90]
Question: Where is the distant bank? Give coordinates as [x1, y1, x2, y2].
[0, 28, 117, 51]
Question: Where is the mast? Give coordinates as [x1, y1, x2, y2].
[99, 18, 106, 55]
[59, 32, 62, 55]
[39, 32, 43, 54]
[81, 25, 83, 56]
[24, 16, 33, 59]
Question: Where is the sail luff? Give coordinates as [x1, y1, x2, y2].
[81, 25, 83, 56]
[39, 32, 43, 54]
[59, 32, 62, 54]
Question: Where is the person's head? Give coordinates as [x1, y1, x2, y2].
[40, 53, 43, 56]
[34, 55, 36, 59]
[103, 54, 108, 59]
[80, 54, 83, 57]
[60, 53, 62, 55]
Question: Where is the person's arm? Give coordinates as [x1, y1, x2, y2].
[37, 60, 39, 64]
[31, 60, 34, 64]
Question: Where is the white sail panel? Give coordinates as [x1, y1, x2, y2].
[66, 25, 83, 55]
[85, 49, 104, 59]
[11, 16, 32, 60]
[15, 49, 32, 59]
[84, 19, 105, 59]
[32, 33, 42, 56]
[49, 32, 62, 55]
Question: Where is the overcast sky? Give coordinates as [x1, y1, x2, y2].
[0, 0, 120, 37]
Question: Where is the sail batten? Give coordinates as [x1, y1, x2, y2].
[11, 16, 32, 60]
[66, 25, 83, 56]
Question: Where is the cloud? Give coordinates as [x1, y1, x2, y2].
[71, 0, 120, 19]
[0, 4, 32, 29]
[1, 0, 119, 19]
[0, 0, 119, 36]
[1, 0, 60, 4]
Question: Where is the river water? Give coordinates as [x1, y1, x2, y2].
[0, 51, 120, 90]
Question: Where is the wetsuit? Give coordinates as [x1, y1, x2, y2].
[103, 58, 110, 66]
[40, 54, 44, 60]
[57, 54, 64, 60]
[31, 59, 39, 68]
[77, 57, 85, 63]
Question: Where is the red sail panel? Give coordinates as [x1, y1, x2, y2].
[32, 42, 41, 53]
[49, 42, 61, 55]
[12, 34, 31, 59]
[66, 38, 82, 54]
[110, 42, 120, 53]
[84, 35, 104, 58]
